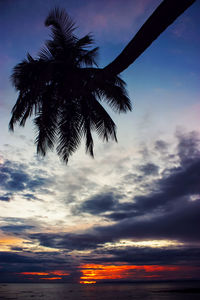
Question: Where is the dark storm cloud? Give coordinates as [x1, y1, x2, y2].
[75, 192, 120, 215]
[95, 197, 200, 243]
[131, 159, 200, 214]
[73, 191, 138, 219]
[89, 246, 200, 266]
[105, 211, 136, 221]
[30, 232, 114, 251]
[0, 159, 53, 198]
[133, 150, 200, 214]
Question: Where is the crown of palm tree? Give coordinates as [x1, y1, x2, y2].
[10, 1, 195, 164]
[9, 8, 131, 163]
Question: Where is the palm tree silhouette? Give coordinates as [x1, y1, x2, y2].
[9, 8, 131, 163]
[9, 0, 195, 163]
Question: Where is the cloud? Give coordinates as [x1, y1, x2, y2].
[68, 131, 200, 231]
[154, 140, 168, 153]
[75, 192, 120, 215]
[34, 131, 200, 250]
[30, 194, 200, 251]
[87, 132, 200, 243]
[0, 250, 78, 283]
[1, 225, 35, 233]
[30, 232, 113, 251]
[0, 217, 41, 238]
[1, 130, 200, 281]
[95, 197, 200, 243]
[176, 130, 200, 165]
[0, 193, 11, 202]
[92, 246, 200, 266]
[138, 162, 159, 176]
[0, 159, 53, 199]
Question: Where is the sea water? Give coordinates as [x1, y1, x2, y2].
[0, 281, 200, 300]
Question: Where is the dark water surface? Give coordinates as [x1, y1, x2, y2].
[0, 282, 200, 300]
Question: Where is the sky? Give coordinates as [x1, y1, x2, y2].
[0, 0, 200, 284]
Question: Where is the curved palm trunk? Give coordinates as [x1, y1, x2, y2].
[103, 0, 196, 76]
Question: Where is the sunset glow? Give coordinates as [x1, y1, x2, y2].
[41, 277, 62, 280]
[0, 235, 26, 251]
[21, 272, 49, 276]
[80, 264, 198, 283]
[20, 270, 70, 280]
[80, 281, 96, 284]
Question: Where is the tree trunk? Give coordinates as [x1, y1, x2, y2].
[103, 0, 196, 76]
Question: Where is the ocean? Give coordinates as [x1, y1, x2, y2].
[0, 281, 200, 300]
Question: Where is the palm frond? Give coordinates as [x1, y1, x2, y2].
[56, 102, 82, 163]
[96, 75, 132, 113]
[11, 56, 49, 91]
[79, 47, 99, 67]
[76, 34, 94, 49]
[38, 46, 53, 61]
[79, 97, 94, 157]
[45, 7, 76, 52]
[34, 90, 58, 156]
[83, 119, 94, 157]
[86, 94, 117, 142]
[9, 91, 36, 131]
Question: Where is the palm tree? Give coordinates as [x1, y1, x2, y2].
[9, 8, 131, 163]
[10, 0, 195, 163]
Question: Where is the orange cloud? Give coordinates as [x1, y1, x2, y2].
[41, 277, 62, 280]
[80, 281, 96, 284]
[20, 270, 70, 280]
[80, 264, 197, 283]
[21, 272, 49, 276]
[0, 236, 24, 250]
[51, 271, 70, 276]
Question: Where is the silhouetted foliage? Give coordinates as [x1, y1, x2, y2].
[10, 8, 131, 163]
[10, 1, 196, 163]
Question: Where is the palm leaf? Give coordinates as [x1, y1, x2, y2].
[45, 7, 76, 54]
[85, 94, 117, 142]
[56, 101, 82, 163]
[34, 87, 58, 156]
